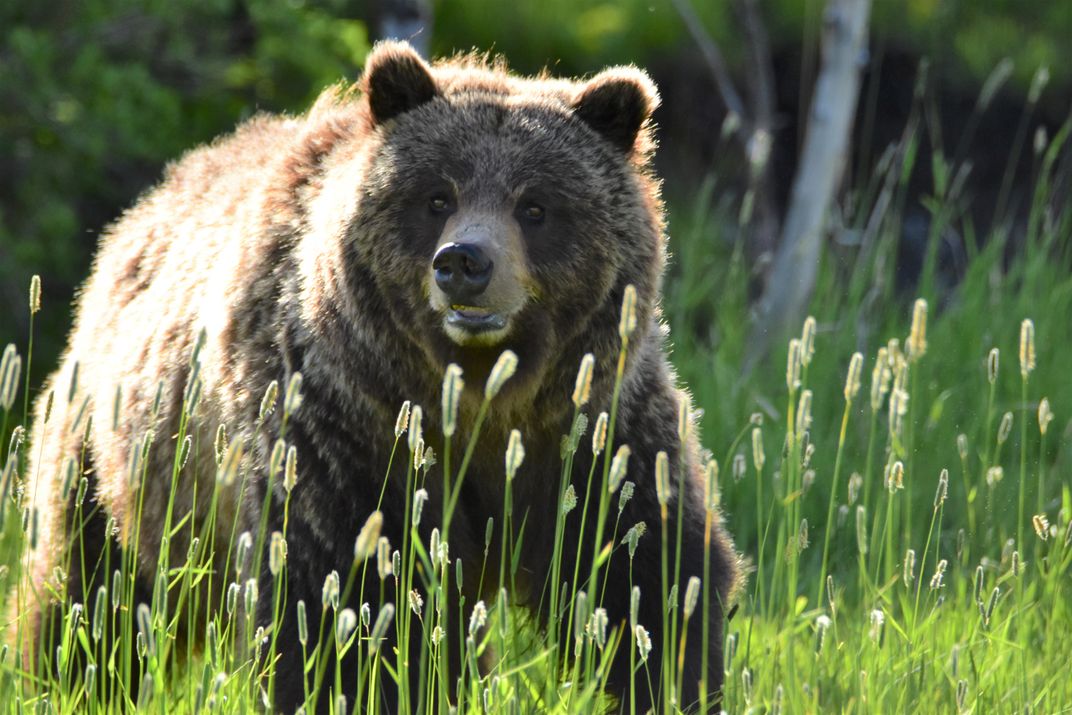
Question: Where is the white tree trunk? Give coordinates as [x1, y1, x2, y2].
[748, 0, 872, 366]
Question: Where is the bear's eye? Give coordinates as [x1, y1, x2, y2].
[520, 202, 545, 223]
[428, 194, 452, 214]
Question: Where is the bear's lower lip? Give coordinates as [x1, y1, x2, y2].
[446, 307, 508, 333]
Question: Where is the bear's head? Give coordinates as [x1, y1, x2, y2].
[328, 42, 664, 402]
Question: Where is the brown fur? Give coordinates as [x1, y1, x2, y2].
[13, 41, 739, 712]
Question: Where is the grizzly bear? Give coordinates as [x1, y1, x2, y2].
[15, 41, 739, 712]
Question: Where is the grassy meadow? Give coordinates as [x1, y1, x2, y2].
[1, 84, 1071, 715]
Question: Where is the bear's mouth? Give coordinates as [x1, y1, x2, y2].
[447, 305, 508, 333]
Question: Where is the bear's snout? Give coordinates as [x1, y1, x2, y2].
[433, 242, 493, 302]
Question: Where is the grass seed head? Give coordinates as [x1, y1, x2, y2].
[732, 453, 746, 482]
[485, 350, 518, 400]
[888, 379, 909, 437]
[283, 445, 298, 493]
[244, 577, 259, 614]
[92, 586, 106, 641]
[868, 609, 885, 644]
[322, 570, 340, 609]
[590, 607, 608, 648]
[1034, 125, 1049, 155]
[987, 347, 999, 384]
[211, 424, 227, 467]
[935, 468, 949, 508]
[655, 450, 670, 505]
[591, 411, 609, 455]
[786, 338, 802, 391]
[354, 511, 383, 562]
[796, 389, 813, 436]
[269, 439, 285, 478]
[985, 586, 1000, 625]
[370, 604, 394, 652]
[412, 438, 426, 470]
[684, 576, 701, 619]
[619, 480, 635, 513]
[235, 531, 253, 579]
[635, 625, 652, 661]
[258, 380, 278, 420]
[572, 353, 595, 408]
[407, 404, 423, 453]
[844, 352, 863, 402]
[624, 522, 646, 559]
[930, 559, 948, 589]
[974, 565, 985, 604]
[412, 488, 429, 526]
[630, 586, 641, 629]
[394, 400, 411, 438]
[1019, 318, 1036, 377]
[619, 284, 638, 341]
[469, 601, 487, 636]
[0, 345, 21, 411]
[562, 484, 577, 514]
[217, 438, 243, 486]
[296, 600, 308, 646]
[505, 429, 525, 481]
[110, 570, 122, 610]
[677, 396, 691, 444]
[751, 428, 765, 472]
[997, 411, 1013, 445]
[8, 424, 25, 456]
[1032, 513, 1050, 541]
[29, 274, 41, 314]
[815, 615, 832, 654]
[1038, 397, 1053, 435]
[376, 536, 392, 579]
[135, 603, 155, 658]
[855, 506, 868, 555]
[269, 531, 287, 576]
[1028, 65, 1050, 104]
[907, 298, 928, 360]
[609, 444, 631, 493]
[800, 316, 817, 367]
[336, 608, 357, 644]
[284, 371, 303, 417]
[885, 461, 905, 493]
[904, 549, 916, 587]
[985, 465, 1004, 487]
[848, 472, 863, 504]
[704, 459, 720, 512]
[409, 590, 424, 617]
[441, 364, 464, 437]
[956, 433, 969, 461]
[870, 347, 890, 412]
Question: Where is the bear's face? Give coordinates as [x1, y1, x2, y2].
[343, 43, 662, 384]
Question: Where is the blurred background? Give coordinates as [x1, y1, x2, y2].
[2, 0, 1070, 434]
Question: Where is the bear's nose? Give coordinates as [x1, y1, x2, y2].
[433, 242, 493, 301]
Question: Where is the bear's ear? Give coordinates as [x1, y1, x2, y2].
[572, 68, 660, 154]
[362, 41, 439, 125]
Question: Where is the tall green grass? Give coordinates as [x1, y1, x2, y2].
[1, 82, 1070, 714]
